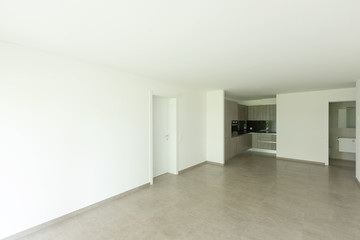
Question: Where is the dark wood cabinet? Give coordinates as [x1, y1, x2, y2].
[238, 104, 248, 120]
[248, 104, 276, 120]
[224, 101, 251, 160]
[224, 100, 238, 138]
[225, 101, 277, 160]
[251, 133, 276, 150]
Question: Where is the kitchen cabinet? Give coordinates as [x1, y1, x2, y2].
[251, 133, 276, 150]
[225, 137, 231, 160]
[225, 134, 252, 161]
[248, 105, 254, 120]
[237, 134, 252, 153]
[248, 104, 276, 120]
[224, 100, 251, 160]
[224, 100, 238, 138]
[238, 104, 248, 120]
[268, 105, 276, 120]
[225, 100, 240, 160]
[225, 100, 279, 161]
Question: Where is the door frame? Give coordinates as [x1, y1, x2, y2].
[149, 91, 179, 185]
[326, 100, 357, 166]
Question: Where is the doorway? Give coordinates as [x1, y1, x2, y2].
[150, 95, 178, 184]
[328, 101, 356, 168]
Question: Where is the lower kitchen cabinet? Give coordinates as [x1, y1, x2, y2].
[251, 133, 276, 150]
[237, 134, 252, 153]
[225, 133, 276, 161]
[225, 134, 252, 160]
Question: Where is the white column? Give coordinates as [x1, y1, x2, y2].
[206, 90, 225, 164]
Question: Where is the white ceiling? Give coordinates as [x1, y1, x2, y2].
[1, 0, 359, 99]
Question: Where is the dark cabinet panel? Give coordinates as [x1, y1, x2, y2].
[225, 100, 238, 138]
[251, 133, 277, 150]
[248, 104, 276, 120]
[269, 105, 276, 120]
[238, 104, 248, 120]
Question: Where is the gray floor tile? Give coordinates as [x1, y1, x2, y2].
[15, 153, 360, 240]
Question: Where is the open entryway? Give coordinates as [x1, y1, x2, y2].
[150, 95, 178, 184]
[328, 101, 356, 169]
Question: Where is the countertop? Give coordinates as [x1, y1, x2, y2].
[231, 131, 276, 138]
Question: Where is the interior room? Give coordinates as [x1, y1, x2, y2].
[329, 102, 356, 168]
[1, 1, 360, 240]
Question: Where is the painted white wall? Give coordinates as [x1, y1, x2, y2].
[206, 90, 225, 164]
[277, 88, 356, 164]
[177, 92, 207, 170]
[168, 98, 177, 174]
[356, 81, 360, 181]
[0, 42, 206, 239]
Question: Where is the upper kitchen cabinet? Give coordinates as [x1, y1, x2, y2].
[238, 104, 248, 120]
[224, 100, 238, 138]
[268, 104, 276, 120]
[248, 104, 276, 120]
[248, 105, 261, 120]
[225, 100, 238, 121]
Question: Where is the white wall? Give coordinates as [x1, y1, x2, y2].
[356, 81, 360, 181]
[206, 90, 225, 164]
[177, 92, 206, 170]
[168, 98, 177, 174]
[0, 42, 206, 239]
[277, 88, 356, 164]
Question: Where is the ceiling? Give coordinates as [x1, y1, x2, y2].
[1, 0, 359, 100]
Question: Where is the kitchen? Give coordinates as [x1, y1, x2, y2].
[225, 99, 277, 161]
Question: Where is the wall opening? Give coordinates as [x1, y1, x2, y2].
[329, 101, 356, 168]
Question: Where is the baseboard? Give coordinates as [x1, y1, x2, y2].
[178, 160, 225, 174]
[205, 161, 225, 167]
[329, 158, 356, 162]
[178, 161, 206, 174]
[4, 183, 150, 240]
[276, 156, 325, 165]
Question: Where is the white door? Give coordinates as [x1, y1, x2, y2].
[153, 96, 177, 178]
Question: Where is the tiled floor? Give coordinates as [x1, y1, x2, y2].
[330, 158, 356, 168]
[17, 152, 360, 240]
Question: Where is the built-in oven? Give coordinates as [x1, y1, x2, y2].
[231, 120, 239, 133]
